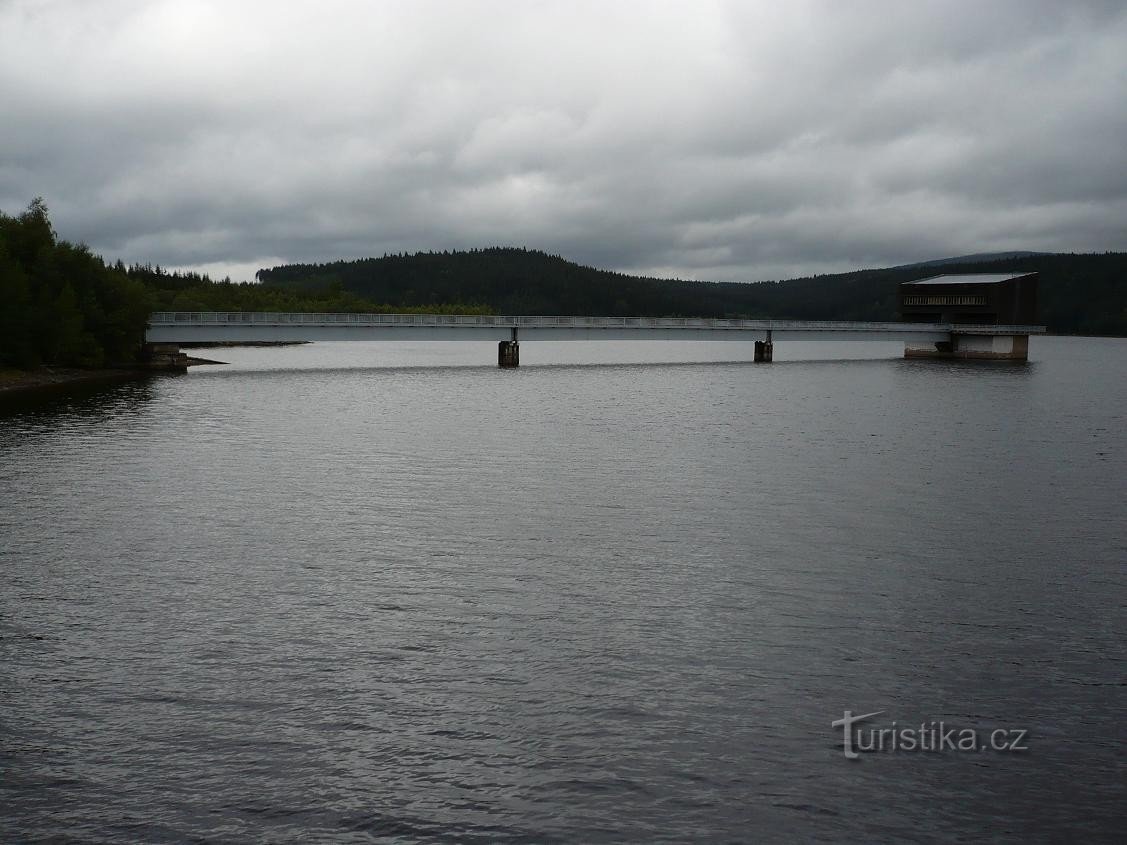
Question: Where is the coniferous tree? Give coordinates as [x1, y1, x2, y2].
[0, 199, 152, 368]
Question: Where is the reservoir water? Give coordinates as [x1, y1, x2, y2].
[1, 336, 1124, 842]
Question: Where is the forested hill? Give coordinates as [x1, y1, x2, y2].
[257, 248, 1127, 335]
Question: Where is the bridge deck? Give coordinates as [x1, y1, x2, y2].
[147, 312, 1046, 344]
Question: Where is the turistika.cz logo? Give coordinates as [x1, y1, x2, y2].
[831, 710, 1029, 759]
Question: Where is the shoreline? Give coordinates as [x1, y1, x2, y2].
[0, 358, 225, 397]
[0, 367, 152, 396]
[178, 341, 309, 347]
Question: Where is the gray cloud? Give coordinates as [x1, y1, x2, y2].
[2, 0, 1125, 283]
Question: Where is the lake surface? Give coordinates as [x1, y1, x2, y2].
[1, 336, 1124, 842]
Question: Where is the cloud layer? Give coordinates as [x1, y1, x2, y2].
[2, 0, 1125, 282]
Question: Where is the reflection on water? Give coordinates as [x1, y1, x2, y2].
[0, 377, 159, 427]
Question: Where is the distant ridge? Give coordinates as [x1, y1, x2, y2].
[892, 251, 1049, 270]
[255, 248, 1127, 336]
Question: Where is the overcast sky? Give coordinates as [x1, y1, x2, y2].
[2, 0, 1125, 283]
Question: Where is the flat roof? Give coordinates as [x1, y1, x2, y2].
[904, 272, 1033, 286]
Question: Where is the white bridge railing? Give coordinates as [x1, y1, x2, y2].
[149, 312, 1046, 335]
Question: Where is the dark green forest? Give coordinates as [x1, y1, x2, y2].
[3, 198, 1125, 370]
[133, 263, 492, 316]
[0, 199, 150, 368]
[258, 248, 1127, 335]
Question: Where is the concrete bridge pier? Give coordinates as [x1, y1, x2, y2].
[499, 327, 519, 367]
[141, 342, 189, 372]
[754, 331, 774, 362]
[904, 333, 1029, 361]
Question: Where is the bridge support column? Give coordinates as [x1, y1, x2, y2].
[499, 327, 519, 367]
[141, 342, 189, 372]
[905, 334, 1029, 361]
[754, 331, 773, 363]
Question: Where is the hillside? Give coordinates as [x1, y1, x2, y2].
[256, 249, 1127, 335]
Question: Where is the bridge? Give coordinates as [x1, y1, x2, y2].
[144, 311, 1047, 368]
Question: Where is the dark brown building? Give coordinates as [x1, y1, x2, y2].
[899, 272, 1038, 325]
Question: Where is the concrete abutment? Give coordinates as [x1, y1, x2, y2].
[141, 342, 189, 372]
[904, 333, 1030, 361]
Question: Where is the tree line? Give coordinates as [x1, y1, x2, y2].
[132, 263, 492, 316]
